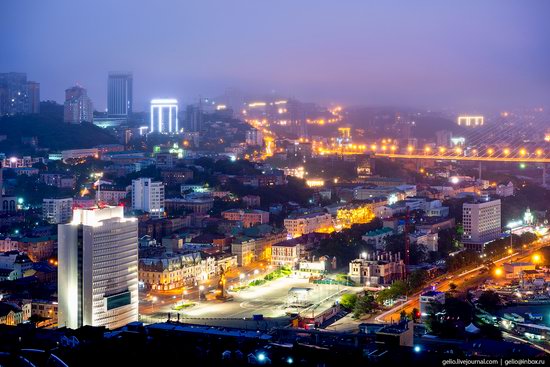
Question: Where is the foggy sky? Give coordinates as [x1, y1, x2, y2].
[1, 0, 549, 111]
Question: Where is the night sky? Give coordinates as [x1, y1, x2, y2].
[1, 0, 549, 111]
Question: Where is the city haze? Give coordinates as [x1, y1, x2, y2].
[1, 0, 550, 110]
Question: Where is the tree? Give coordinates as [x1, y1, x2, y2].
[385, 234, 427, 264]
[477, 290, 500, 311]
[353, 292, 376, 318]
[339, 293, 357, 310]
[407, 269, 428, 291]
[400, 310, 407, 321]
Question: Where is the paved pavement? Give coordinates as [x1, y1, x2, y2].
[139, 275, 352, 327]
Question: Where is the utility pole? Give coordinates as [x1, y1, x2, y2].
[404, 206, 411, 279]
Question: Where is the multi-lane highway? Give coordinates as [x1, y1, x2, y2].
[375, 236, 550, 323]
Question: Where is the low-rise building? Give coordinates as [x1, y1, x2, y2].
[503, 262, 536, 279]
[96, 185, 130, 205]
[496, 182, 514, 197]
[0, 251, 33, 280]
[348, 252, 404, 286]
[242, 195, 261, 208]
[362, 227, 394, 250]
[165, 194, 214, 215]
[419, 290, 445, 319]
[0, 303, 23, 326]
[17, 236, 56, 262]
[222, 209, 270, 228]
[284, 212, 333, 237]
[160, 167, 194, 185]
[410, 231, 439, 252]
[40, 173, 76, 188]
[272, 242, 300, 267]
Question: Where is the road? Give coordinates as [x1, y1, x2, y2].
[375, 237, 550, 323]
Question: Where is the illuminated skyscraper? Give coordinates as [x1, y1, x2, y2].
[107, 72, 133, 117]
[150, 99, 178, 133]
[58, 206, 138, 330]
[64, 85, 94, 124]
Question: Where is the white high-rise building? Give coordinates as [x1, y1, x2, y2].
[150, 99, 178, 133]
[462, 199, 501, 247]
[58, 206, 138, 330]
[43, 198, 73, 224]
[132, 178, 165, 218]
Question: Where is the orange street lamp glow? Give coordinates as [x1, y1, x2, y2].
[494, 268, 503, 277]
[487, 148, 494, 155]
[390, 145, 397, 152]
[503, 148, 510, 156]
[424, 146, 431, 153]
[455, 147, 462, 155]
[370, 144, 377, 151]
[536, 149, 543, 156]
[520, 148, 527, 156]
[407, 146, 414, 153]
[532, 254, 542, 263]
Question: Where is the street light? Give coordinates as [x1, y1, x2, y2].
[494, 268, 503, 277]
[152, 296, 158, 312]
[532, 254, 542, 264]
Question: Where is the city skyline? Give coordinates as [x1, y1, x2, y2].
[1, 1, 550, 111]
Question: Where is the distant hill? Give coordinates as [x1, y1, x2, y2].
[0, 111, 117, 154]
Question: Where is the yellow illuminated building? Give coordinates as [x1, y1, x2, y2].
[336, 205, 375, 229]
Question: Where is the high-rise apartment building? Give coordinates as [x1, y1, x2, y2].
[132, 178, 165, 218]
[43, 197, 73, 224]
[107, 72, 133, 117]
[0, 72, 40, 116]
[58, 206, 138, 330]
[64, 86, 94, 124]
[462, 199, 501, 250]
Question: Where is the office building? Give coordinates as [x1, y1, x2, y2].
[245, 129, 263, 146]
[462, 199, 501, 248]
[43, 197, 74, 224]
[284, 212, 333, 237]
[184, 104, 202, 132]
[64, 85, 94, 124]
[150, 99, 178, 133]
[107, 72, 133, 117]
[271, 242, 300, 267]
[132, 178, 165, 218]
[0, 72, 40, 115]
[58, 206, 138, 330]
[27, 81, 40, 114]
[221, 209, 269, 228]
[435, 130, 453, 147]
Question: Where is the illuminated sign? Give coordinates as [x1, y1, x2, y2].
[457, 116, 484, 127]
[150, 99, 178, 134]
